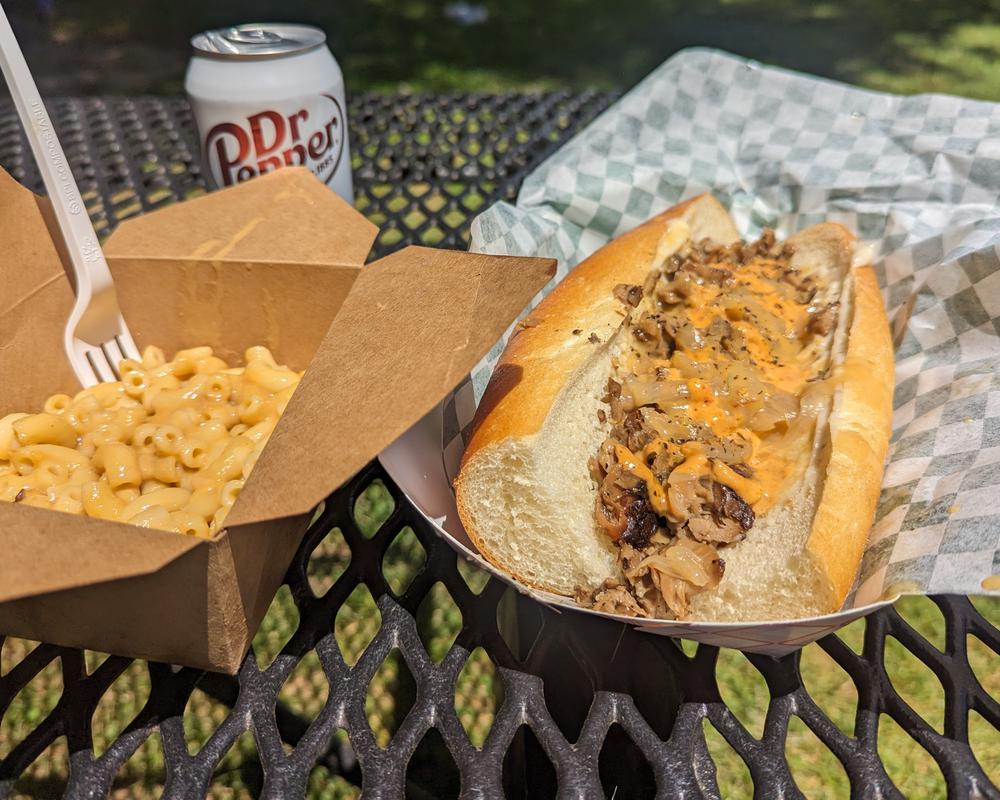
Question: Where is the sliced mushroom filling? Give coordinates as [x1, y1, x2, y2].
[581, 228, 838, 619]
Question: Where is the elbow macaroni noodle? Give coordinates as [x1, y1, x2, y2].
[0, 345, 300, 537]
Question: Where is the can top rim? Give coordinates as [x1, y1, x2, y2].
[191, 23, 326, 59]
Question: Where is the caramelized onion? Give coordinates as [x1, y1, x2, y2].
[725, 361, 766, 404]
[702, 431, 752, 464]
[582, 227, 835, 622]
[798, 381, 830, 416]
[666, 469, 705, 522]
[749, 387, 799, 431]
[656, 271, 695, 304]
[640, 408, 698, 442]
[780, 382, 828, 448]
[670, 351, 705, 380]
[652, 573, 689, 617]
[674, 323, 704, 351]
[688, 515, 744, 544]
[637, 538, 723, 588]
[622, 377, 688, 410]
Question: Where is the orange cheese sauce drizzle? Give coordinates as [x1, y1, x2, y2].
[606, 231, 835, 519]
[583, 227, 843, 620]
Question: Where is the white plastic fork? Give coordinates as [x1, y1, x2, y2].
[0, 4, 139, 386]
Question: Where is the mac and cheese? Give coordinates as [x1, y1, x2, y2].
[0, 345, 300, 537]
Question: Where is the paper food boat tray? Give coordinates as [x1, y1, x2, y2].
[377, 46, 1000, 656]
[380, 402, 892, 658]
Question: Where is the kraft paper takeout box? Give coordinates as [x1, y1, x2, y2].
[0, 166, 555, 673]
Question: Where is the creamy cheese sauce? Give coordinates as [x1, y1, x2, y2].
[583, 224, 841, 619]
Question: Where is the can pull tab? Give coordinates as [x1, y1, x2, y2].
[225, 27, 291, 46]
[191, 23, 322, 57]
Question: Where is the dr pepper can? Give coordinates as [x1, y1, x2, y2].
[185, 23, 353, 202]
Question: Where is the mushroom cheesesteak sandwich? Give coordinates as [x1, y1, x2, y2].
[455, 195, 893, 622]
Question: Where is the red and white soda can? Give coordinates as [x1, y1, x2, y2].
[185, 23, 353, 202]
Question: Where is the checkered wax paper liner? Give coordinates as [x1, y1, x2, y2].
[443, 47, 1000, 609]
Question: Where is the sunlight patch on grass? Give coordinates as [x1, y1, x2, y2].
[857, 24, 1000, 101]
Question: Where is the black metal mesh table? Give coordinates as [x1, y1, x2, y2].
[0, 94, 997, 800]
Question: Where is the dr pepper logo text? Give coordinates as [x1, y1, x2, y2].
[205, 93, 346, 186]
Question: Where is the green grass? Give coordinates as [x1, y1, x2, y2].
[858, 23, 1000, 101]
[1, 481, 997, 797]
[23, 0, 1000, 101]
[706, 595, 1000, 798]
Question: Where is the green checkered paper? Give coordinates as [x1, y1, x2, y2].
[445, 48, 1000, 610]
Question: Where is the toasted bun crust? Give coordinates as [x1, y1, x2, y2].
[806, 264, 894, 604]
[460, 195, 740, 461]
[455, 196, 893, 621]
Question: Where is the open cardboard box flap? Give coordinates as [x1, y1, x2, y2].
[102, 165, 377, 265]
[0, 167, 555, 671]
